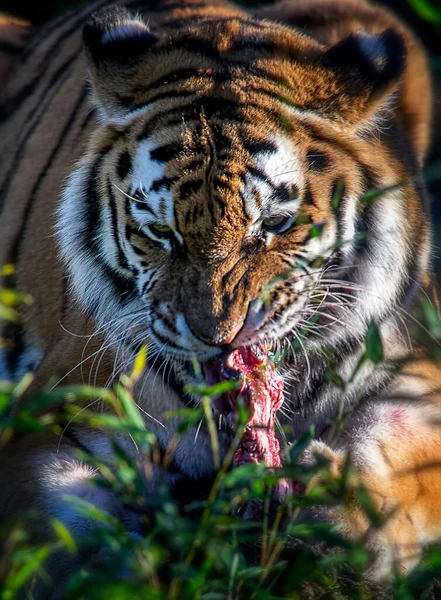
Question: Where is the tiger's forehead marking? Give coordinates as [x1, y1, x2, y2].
[129, 138, 175, 227]
[128, 133, 304, 234]
[241, 134, 303, 221]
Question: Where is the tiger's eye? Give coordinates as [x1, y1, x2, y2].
[261, 215, 295, 234]
[149, 224, 173, 238]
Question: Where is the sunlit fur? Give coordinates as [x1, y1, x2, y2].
[0, 0, 440, 582]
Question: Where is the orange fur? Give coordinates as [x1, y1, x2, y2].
[0, 0, 438, 586]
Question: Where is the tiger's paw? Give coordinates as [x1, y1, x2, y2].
[296, 438, 424, 581]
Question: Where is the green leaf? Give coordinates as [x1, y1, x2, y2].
[355, 486, 393, 528]
[325, 371, 345, 390]
[309, 222, 325, 238]
[421, 298, 441, 337]
[4, 545, 51, 594]
[61, 495, 122, 529]
[295, 212, 312, 225]
[1, 264, 15, 277]
[0, 304, 20, 323]
[365, 321, 383, 364]
[331, 178, 345, 211]
[184, 379, 240, 398]
[359, 183, 402, 208]
[114, 384, 146, 430]
[51, 519, 77, 552]
[407, 0, 441, 27]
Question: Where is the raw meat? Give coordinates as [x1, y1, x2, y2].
[213, 345, 291, 500]
[224, 346, 284, 468]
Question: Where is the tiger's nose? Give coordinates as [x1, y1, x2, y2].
[190, 320, 245, 347]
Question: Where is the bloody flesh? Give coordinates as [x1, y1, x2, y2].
[210, 345, 296, 505]
[224, 346, 285, 469]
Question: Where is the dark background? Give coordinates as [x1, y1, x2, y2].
[1, 0, 440, 267]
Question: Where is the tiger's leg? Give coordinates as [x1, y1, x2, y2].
[0, 429, 177, 599]
[0, 433, 147, 535]
[303, 364, 441, 579]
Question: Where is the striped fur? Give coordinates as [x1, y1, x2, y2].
[0, 0, 440, 583]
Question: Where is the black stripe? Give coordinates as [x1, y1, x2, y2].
[230, 38, 275, 55]
[19, 0, 111, 65]
[306, 126, 367, 170]
[134, 81, 295, 120]
[212, 176, 233, 195]
[8, 86, 88, 268]
[159, 34, 217, 60]
[130, 198, 155, 215]
[306, 149, 330, 172]
[151, 176, 178, 193]
[5, 30, 82, 119]
[143, 2, 208, 12]
[150, 142, 183, 163]
[131, 67, 211, 95]
[99, 263, 136, 305]
[0, 41, 22, 53]
[179, 179, 203, 201]
[0, 55, 82, 208]
[142, 276, 157, 297]
[83, 159, 136, 307]
[127, 226, 163, 252]
[248, 165, 273, 188]
[242, 139, 277, 155]
[163, 15, 271, 32]
[153, 35, 277, 63]
[184, 159, 204, 172]
[140, 97, 279, 140]
[3, 321, 25, 378]
[85, 158, 105, 254]
[151, 324, 180, 351]
[158, 312, 179, 337]
[107, 179, 130, 271]
[60, 269, 70, 325]
[303, 184, 317, 209]
[75, 107, 96, 140]
[330, 179, 346, 264]
[129, 88, 197, 110]
[116, 152, 132, 180]
[273, 183, 291, 203]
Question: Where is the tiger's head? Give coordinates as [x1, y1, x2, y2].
[58, 6, 431, 392]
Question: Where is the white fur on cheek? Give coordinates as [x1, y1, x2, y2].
[356, 190, 409, 323]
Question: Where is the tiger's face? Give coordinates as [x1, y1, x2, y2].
[59, 6, 429, 386]
[107, 118, 343, 361]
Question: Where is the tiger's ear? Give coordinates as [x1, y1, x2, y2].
[83, 7, 158, 120]
[315, 29, 406, 127]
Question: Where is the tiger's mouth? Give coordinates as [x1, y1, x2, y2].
[200, 344, 283, 424]
[200, 344, 287, 474]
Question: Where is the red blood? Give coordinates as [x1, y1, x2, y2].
[206, 345, 292, 501]
[224, 346, 284, 470]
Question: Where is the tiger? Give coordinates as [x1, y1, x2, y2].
[0, 0, 440, 588]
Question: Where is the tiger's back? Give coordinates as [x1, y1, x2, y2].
[0, 0, 155, 387]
